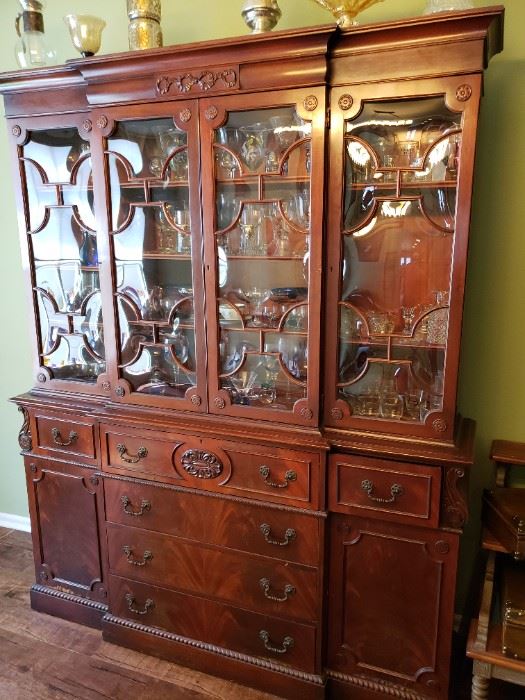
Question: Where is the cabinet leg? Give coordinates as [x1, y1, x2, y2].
[471, 673, 490, 700]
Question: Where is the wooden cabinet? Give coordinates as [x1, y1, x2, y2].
[2, 6, 504, 700]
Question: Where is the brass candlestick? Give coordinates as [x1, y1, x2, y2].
[241, 0, 282, 34]
[127, 0, 162, 50]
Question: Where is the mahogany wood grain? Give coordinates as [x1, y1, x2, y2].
[23, 456, 108, 612]
[33, 411, 99, 465]
[108, 574, 319, 674]
[104, 474, 323, 567]
[107, 522, 319, 622]
[326, 514, 459, 699]
[328, 453, 441, 528]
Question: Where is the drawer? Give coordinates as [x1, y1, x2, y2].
[108, 575, 319, 674]
[107, 523, 320, 622]
[102, 425, 182, 479]
[103, 425, 323, 509]
[34, 412, 98, 465]
[328, 454, 441, 528]
[219, 440, 322, 509]
[104, 476, 322, 567]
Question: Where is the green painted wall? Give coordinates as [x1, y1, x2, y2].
[0, 0, 522, 605]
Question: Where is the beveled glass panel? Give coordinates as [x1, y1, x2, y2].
[107, 118, 195, 397]
[337, 96, 460, 423]
[213, 106, 312, 411]
[22, 127, 104, 383]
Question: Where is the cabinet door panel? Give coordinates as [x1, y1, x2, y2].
[324, 77, 482, 441]
[327, 514, 458, 698]
[200, 89, 325, 427]
[9, 116, 109, 394]
[93, 102, 207, 411]
[25, 457, 107, 602]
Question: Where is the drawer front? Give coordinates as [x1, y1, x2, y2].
[104, 476, 322, 566]
[108, 575, 318, 674]
[220, 441, 321, 509]
[103, 426, 182, 479]
[107, 523, 319, 622]
[329, 454, 441, 528]
[34, 413, 98, 465]
[103, 426, 322, 509]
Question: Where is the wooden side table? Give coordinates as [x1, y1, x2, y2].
[467, 441, 525, 699]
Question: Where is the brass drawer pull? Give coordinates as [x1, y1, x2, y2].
[123, 545, 153, 567]
[260, 523, 296, 546]
[121, 495, 151, 517]
[259, 465, 297, 489]
[116, 443, 148, 464]
[125, 593, 154, 615]
[259, 577, 296, 602]
[51, 428, 78, 447]
[361, 479, 404, 504]
[259, 630, 294, 655]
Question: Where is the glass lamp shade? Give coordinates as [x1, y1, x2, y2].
[63, 14, 106, 57]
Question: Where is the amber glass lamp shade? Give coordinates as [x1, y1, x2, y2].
[63, 14, 106, 57]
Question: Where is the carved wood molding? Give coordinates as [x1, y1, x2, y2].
[441, 466, 468, 530]
[18, 406, 32, 452]
[156, 68, 238, 96]
[104, 614, 324, 684]
[31, 584, 108, 612]
[326, 669, 428, 699]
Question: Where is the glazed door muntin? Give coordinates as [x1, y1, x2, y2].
[324, 77, 482, 440]
[10, 114, 110, 394]
[201, 88, 325, 426]
[96, 102, 207, 411]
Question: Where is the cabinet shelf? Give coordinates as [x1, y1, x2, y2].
[140, 252, 192, 261]
[348, 179, 457, 191]
[340, 337, 446, 350]
[216, 174, 310, 187]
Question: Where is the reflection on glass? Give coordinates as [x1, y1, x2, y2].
[337, 96, 460, 423]
[22, 127, 104, 382]
[213, 106, 312, 411]
[107, 117, 196, 397]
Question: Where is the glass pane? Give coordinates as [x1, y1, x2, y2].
[22, 128, 104, 382]
[337, 96, 459, 423]
[107, 118, 195, 397]
[213, 106, 312, 411]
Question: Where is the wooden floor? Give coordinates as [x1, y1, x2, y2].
[0, 526, 519, 700]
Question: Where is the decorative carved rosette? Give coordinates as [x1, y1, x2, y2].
[82, 119, 93, 133]
[300, 407, 313, 420]
[115, 386, 125, 397]
[303, 95, 318, 112]
[331, 407, 343, 421]
[12, 125, 22, 137]
[181, 449, 223, 479]
[179, 108, 192, 123]
[190, 394, 202, 406]
[96, 115, 108, 129]
[456, 84, 472, 102]
[432, 417, 447, 434]
[214, 396, 225, 409]
[338, 94, 353, 111]
[205, 106, 219, 121]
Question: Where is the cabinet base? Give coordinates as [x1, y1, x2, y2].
[30, 584, 107, 630]
[326, 671, 433, 700]
[102, 613, 326, 700]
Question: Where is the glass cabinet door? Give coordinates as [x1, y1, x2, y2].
[201, 90, 325, 426]
[101, 104, 206, 409]
[325, 81, 480, 439]
[12, 118, 107, 390]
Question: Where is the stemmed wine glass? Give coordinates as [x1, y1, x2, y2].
[215, 127, 241, 178]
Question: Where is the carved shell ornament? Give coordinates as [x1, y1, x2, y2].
[181, 449, 223, 479]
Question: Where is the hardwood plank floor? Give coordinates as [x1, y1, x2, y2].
[0, 529, 519, 699]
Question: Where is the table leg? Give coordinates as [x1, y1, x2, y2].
[471, 673, 490, 699]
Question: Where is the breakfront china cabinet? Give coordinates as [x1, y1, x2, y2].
[1, 6, 503, 700]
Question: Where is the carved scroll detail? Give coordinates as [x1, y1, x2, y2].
[442, 466, 468, 530]
[18, 406, 32, 452]
[181, 449, 223, 479]
[156, 69, 238, 96]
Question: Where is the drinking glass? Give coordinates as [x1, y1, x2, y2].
[215, 127, 241, 178]
[240, 124, 269, 172]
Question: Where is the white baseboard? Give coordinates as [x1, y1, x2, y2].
[0, 512, 31, 532]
